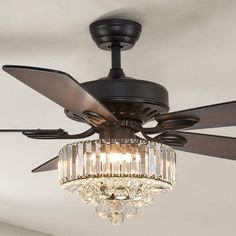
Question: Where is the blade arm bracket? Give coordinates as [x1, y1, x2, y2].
[142, 132, 187, 147]
[22, 128, 95, 140]
[142, 117, 199, 134]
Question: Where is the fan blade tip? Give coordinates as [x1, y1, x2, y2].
[31, 156, 59, 173]
[31, 167, 54, 173]
[31, 165, 43, 173]
[2, 65, 8, 70]
[2, 64, 15, 68]
[2, 64, 73, 78]
[31, 169, 38, 173]
[2, 65, 18, 72]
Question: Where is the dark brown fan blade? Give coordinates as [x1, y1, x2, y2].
[0, 129, 65, 138]
[158, 101, 236, 130]
[31, 156, 58, 173]
[160, 131, 236, 161]
[143, 101, 236, 134]
[3, 65, 117, 126]
[0, 128, 95, 139]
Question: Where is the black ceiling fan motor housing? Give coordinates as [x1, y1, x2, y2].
[65, 78, 169, 124]
[84, 78, 169, 123]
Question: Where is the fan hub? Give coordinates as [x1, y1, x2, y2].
[65, 77, 169, 124]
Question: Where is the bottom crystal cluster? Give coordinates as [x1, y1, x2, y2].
[62, 177, 172, 224]
[59, 139, 176, 224]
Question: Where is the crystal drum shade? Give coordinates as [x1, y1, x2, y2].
[59, 139, 176, 224]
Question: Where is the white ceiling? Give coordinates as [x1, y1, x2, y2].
[0, 0, 236, 235]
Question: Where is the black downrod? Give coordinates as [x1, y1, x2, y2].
[111, 44, 121, 69]
[109, 44, 125, 78]
[89, 19, 142, 79]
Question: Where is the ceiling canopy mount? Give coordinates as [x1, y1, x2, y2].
[89, 18, 142, 51]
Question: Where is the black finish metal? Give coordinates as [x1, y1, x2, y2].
[141, 131, 186, 147]
[64, 110, 86, 123]
[158, 117, 199, 130]
[111, 44, 121, 69]
[90, 19, 142, 51]
[157, 132, 187, 147]
[23, 128, 95, 140]
[65, 78, 169, 124]
[32, 156, 58, 173]
[108, 44, 125, 78]
[142, 117, 199, 134]
[100, 126, 135, 139]
[108, 68, 125, 79]
[23, 129, 66, 139]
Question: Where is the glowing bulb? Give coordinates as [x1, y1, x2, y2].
[107, 153, 132, 163]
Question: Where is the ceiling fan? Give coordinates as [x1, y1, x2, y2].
[1, 18, 236, 224]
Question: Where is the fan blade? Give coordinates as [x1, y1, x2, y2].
[0, 128, 95, 139]
[31, 156, 58, 173]
[0, 129, 64, 137]
[22, 128, 95, 139]
[158, 101, 236, 130]
[143, 101, 236, 134]
[0, 129, 69, 139]
[0, 129, 51, 132]
[161, 131, 236, 161]
[3, 65, 117, 126]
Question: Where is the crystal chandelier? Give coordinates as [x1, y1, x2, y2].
[58, 138, 176, 224]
